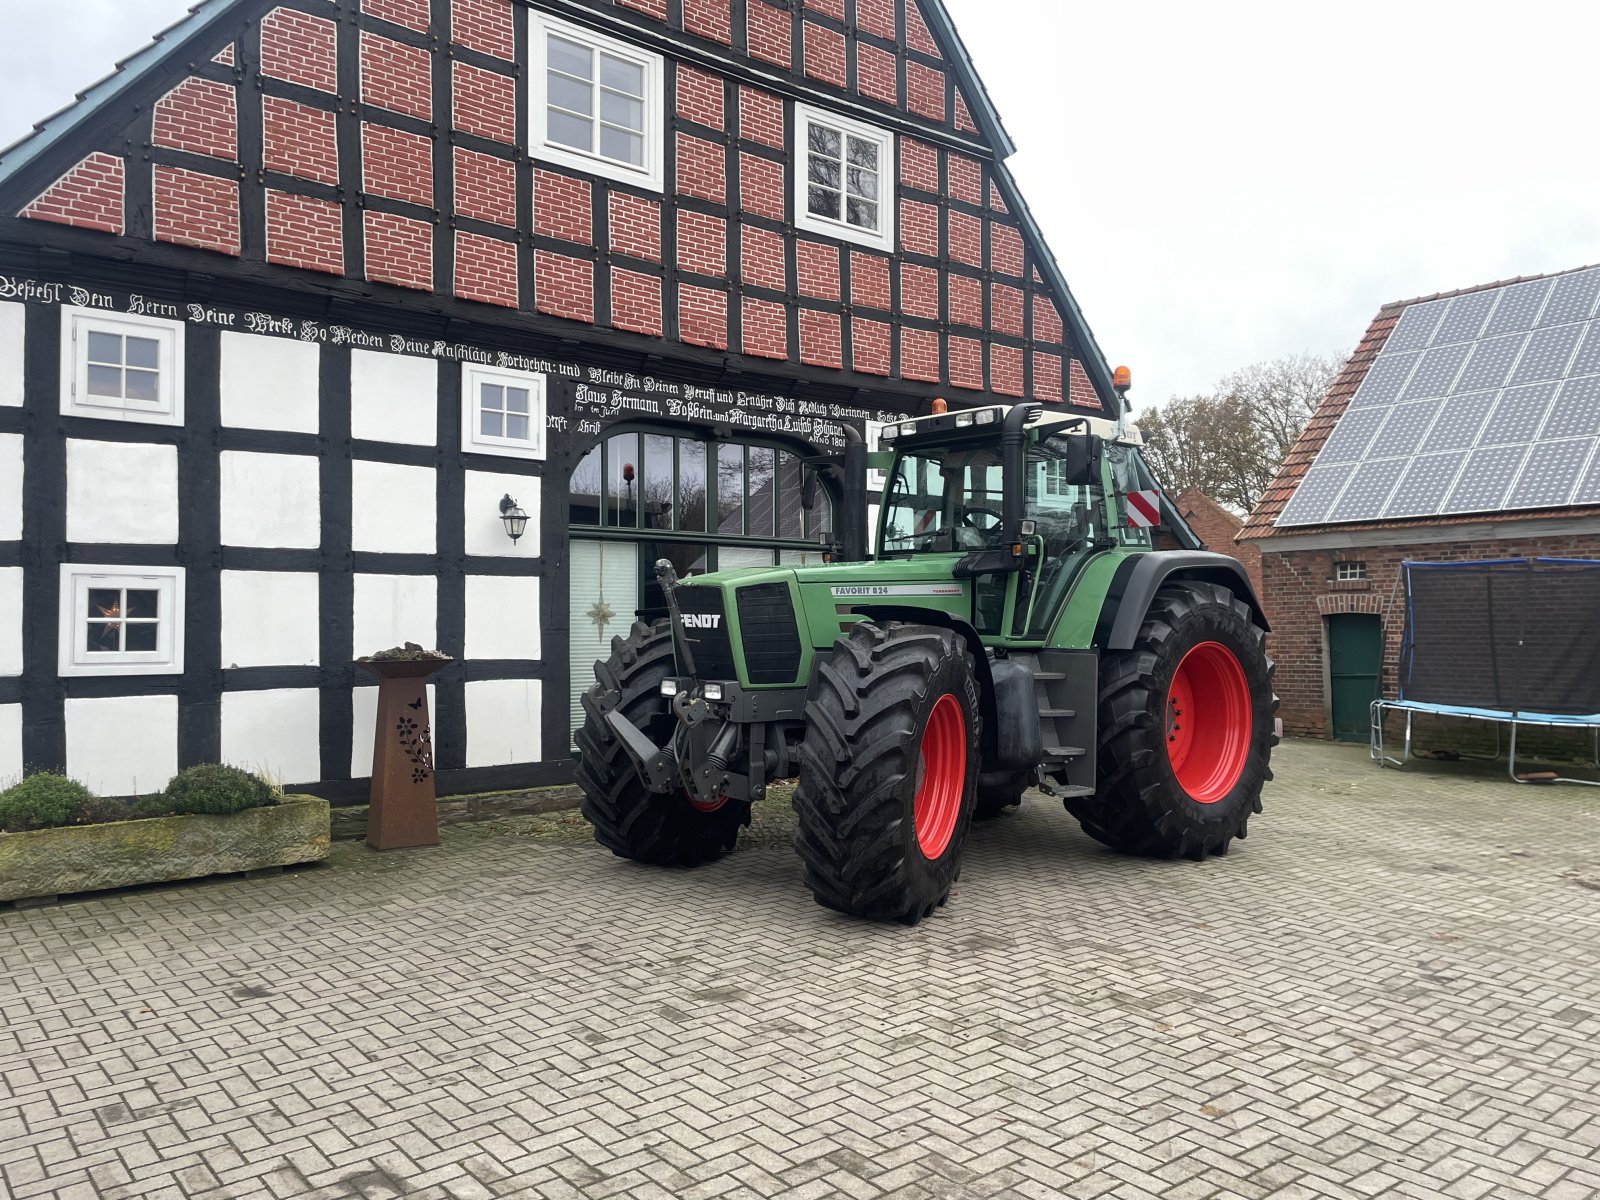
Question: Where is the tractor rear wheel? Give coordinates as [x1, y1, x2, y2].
[577, 619, 750, 867]
[793, 622, 981, 923]
[1068, 582, 1276, 859]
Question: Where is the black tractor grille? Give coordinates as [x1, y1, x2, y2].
[675, 586, 737, 679]
[736, 583, 803, 685]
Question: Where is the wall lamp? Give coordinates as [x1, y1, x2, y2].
[499, 494, 529, 544]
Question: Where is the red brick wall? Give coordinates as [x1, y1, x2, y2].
[11, 0, 1108, 418]
[153, 167, 239, 256]
[153, 77, 237, 162]
[1174, 489, 1262, 598]
[20, 153, 125, 235]
[1258, 532, 1600, 738]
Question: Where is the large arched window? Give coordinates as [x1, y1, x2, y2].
[566, 427, 834, 737]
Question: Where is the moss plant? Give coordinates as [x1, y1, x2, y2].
[161, 764, 276, 817]
[0, 773, 97, 832]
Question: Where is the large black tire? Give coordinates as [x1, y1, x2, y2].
[793, 622, 981, 923]
[577, 619, 750, 867]
[1068, 581, 1277, 859]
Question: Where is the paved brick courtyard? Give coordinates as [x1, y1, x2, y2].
[3, 739, 1599, 1200]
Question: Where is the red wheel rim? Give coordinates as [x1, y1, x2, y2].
[685, 790, 727, 813]
[1166, 641, 1252, 804]
[913, 693, 966, 858]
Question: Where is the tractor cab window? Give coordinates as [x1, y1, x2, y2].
[879, 449, 1004, 555]
[1019, 434, 1104, 638]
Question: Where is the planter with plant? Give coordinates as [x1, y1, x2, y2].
[0, 765, 329, 904]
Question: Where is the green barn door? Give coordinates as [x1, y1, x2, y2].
[1327, 614, 1382, 741]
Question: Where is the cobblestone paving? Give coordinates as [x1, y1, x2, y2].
[3, 740, 1600, 1200]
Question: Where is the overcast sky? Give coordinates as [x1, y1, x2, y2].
[4, 0, 1599, 406]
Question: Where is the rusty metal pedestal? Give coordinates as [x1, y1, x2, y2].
[357, 657, 451, 850]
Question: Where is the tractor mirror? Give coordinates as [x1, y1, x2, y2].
[1061, 435, 1098, 487]
[801, 466, 819, 511]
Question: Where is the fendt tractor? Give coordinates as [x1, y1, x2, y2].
[576, 382, 1278, 923]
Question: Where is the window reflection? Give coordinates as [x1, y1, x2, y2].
[608, 432, 639, 527]
[717, 443, 745, 535]
[678, 440, 707, 532]
[642, 434, 674, 530]
[747, 446, 775, 538]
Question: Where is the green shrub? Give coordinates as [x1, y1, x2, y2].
[73, 794, 135, 826]
[161, 764, 276, 816]
[0, 773, 97, 832]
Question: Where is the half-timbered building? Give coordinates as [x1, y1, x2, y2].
[0, 0, 1119, 797]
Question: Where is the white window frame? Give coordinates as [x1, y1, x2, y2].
[1335, 560, 1368, 582]
[530, 11, 664, 192]
[461, 363, 547, 461]
[793, 102, 896, 253]
[59, 306, 185, 427]
[58, 564, 185, 678]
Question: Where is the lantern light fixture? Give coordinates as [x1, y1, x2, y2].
[499, 494, 529, 544]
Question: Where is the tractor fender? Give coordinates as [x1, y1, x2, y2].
[845, 606, 1004, 759]
[1093, 551, 1269, 650]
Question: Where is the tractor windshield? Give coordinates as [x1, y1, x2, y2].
[878, 436, 1102, 559]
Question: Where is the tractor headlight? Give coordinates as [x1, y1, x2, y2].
[899, 421, 919, 436]
[659, 679, 679, 697]
[702, 683, 725, 701]
[955, 412, 975, 428]
[879, 425, 898, 443]
[975, 408, 999, 425]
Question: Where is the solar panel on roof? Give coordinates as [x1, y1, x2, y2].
[1444, 444, 1528, 512]
[1543, 376, 1600, 439]
[1510, 323, 1583, 385]
[1382, 452, 1466, 518]
[1505, 438, 1595, 509]
[1397, 342, 1470, 400]
[1479, 382, 1557, 445]
[1277, 265, 1600, 527]
[1537, 268, 1600, 327]
[1484, 278, 1552, 336]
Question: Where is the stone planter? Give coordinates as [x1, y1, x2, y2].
[0, 796, 330, 904]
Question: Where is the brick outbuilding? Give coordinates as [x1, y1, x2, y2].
[1241, 265, 1600, 742]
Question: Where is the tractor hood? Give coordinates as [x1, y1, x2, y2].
[670, 557, 974, 687]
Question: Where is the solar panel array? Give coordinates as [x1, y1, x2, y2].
[1276, 267, 1600, 526]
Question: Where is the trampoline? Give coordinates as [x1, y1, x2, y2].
[1370, 558, 1600, 786]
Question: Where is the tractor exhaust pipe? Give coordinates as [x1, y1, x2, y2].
[1001, 403, 1040, 542]
[840, 425, 868, 563]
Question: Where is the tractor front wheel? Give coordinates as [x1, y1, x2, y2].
[577, 619, 750, 867]
[793, 622, 981, 923]
[1068, 582, 1276, 859]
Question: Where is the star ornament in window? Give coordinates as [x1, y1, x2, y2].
[587, 598, 617, 632]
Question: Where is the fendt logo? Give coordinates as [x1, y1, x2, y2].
[681, 613, 722, 630]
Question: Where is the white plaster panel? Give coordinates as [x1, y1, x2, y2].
[0, 302, 22, 408]
[351, 683, 436, 778]
[220, 332, 320, 433]
[221, 688, 322, 786]
[464, 469, 540, 557]
[66, 440, 179, 544]
[465, 575, 541, 660]
[351, 460, 436, 554]
[465, 678, 542, 768]
[353, 573, 436, 658]
[0, 568, 21, 676]
[220, 451, 321, 548]
[64, 693, 178, 797]
[220, 571, 320, 668]
[0, 433, 21, 540]
[0, 704, 20, 787]
[350, 350, 438, 446]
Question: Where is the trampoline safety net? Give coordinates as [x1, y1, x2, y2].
[1400, 558, 1600, 715]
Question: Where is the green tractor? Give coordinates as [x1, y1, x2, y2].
[576, 398, 1277, 923]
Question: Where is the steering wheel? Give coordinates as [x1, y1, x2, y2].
[959, 505, 1002, 532]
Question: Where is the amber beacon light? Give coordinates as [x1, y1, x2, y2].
[1113, 365, 1133, 395]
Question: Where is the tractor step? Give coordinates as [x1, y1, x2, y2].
[1037, 779, 1095, 800]
[1038, 708, 1076, 719]
[1042, 745, 1086, 760]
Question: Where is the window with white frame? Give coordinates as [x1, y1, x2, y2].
[461, 364, 547, 460]
[59, 307, 185, 426]
[1335, 560, 1368, 582]
[59, 565, 185, 677]
[794, 103, 895, 251]
[531, 11, 663, 191]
